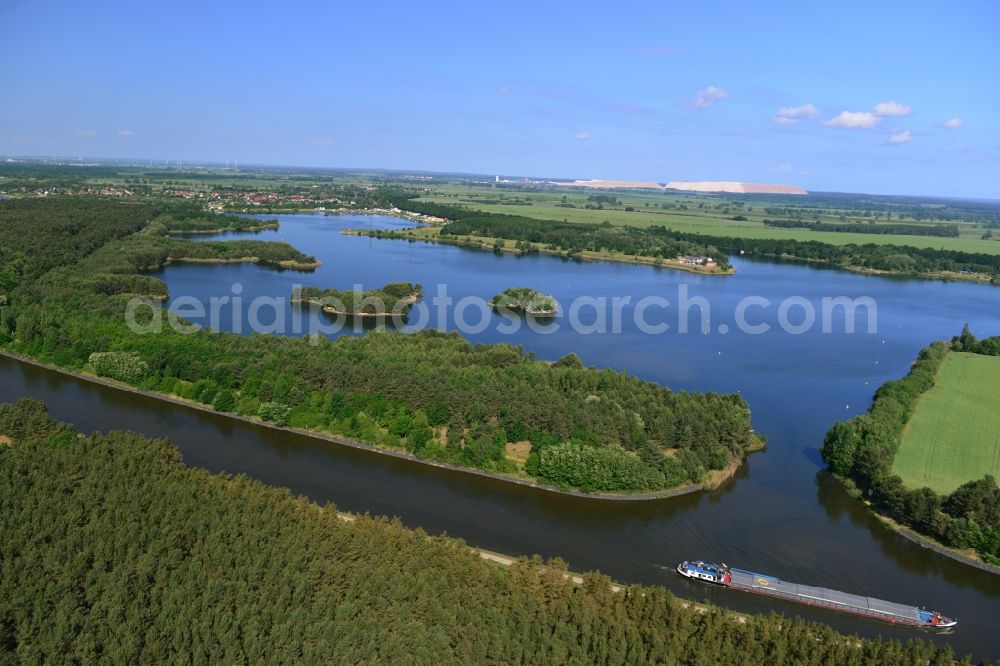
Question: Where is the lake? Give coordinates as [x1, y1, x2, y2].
[5, 212, 1000, 657]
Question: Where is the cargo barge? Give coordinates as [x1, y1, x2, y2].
[676, 560, 956, 629]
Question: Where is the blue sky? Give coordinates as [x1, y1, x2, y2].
[2, 1, 998, 197]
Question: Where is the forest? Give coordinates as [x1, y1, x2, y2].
[0, 197, 756, 493]
[0, 397, 985, 665]
[395, 200, 1000, 281]
[292, 282, 422, 316]
[0, 198, 154, 293]
[820, 330, 1000, 564]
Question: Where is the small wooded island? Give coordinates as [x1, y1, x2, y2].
[292, 282, 422, 317]
[490, 287, 557, 315]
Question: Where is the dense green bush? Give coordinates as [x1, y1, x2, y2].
[257, 401, 291, 426]
[88, 351, 150, 383]
[538, 443, 667, 492]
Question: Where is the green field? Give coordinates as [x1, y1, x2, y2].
[418, 185, 1000, 255]
[893, 352, 1000, 494]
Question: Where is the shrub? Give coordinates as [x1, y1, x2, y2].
[538, 443, 666, 492]
[258, 401, 291, 426]
[212, 389, 236, 413]
[88, 351, 150, 383]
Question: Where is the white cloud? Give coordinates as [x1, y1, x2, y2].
[873, 100, 911, 117]
[888, 130, 913, 144]
[498, 87, 512, 95]
[943, 118, 963, 129]
[823, 111, 880, 129]
[575, 131, 591, 141]
[117, 129, 133, 137]
[693, 86, 728, 109]
[773, 103, 820, 124]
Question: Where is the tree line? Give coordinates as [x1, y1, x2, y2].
[761, 219, 960, 237]
[0, 397, 984, 665]
[820, 328, 1000, 564]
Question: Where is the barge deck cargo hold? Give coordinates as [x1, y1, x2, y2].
[676, 560, 956, 629]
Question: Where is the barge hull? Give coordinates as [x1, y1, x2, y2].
[728, 568, 929, 626]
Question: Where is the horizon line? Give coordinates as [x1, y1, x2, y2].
[2, 153, 997, 204]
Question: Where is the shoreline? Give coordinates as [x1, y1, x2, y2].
[165, 255, 321, 270]
[0, 348, 751, 502]
[845, 265, 995, 285]
[328, 209, 997, 286]
[166, 222, 280, 235]
[868, 504, 1000, 575]
[274, 209, 991, 286]
[344, 227, 735, 276]
[748, 252, 997, 285]
[228, 206, 440, 225]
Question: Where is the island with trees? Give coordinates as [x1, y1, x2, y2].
[0, 196, 760, 496]
[292, 282, 423, 317]
[820, 327, 1000, 569]
[490, 287, 557, 315]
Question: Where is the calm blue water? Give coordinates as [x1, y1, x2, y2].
[158, 214, 1000, 503]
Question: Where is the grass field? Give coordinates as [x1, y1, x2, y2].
[893, 352, 1000, 494]
[418, 185, 1000, 255]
